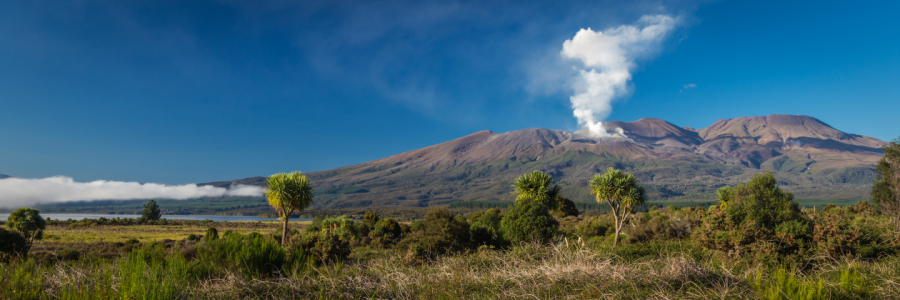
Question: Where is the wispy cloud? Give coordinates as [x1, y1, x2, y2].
[681, 83, 697, 92]
[0, 176, 263, 209]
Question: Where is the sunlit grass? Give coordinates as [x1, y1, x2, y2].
[38, 221, 309, 243]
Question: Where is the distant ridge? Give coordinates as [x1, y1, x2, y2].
[206, 114, 887, 209]
[0, 174, 9, 179]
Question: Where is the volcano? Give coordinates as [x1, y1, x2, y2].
[206, 115, 887, 208]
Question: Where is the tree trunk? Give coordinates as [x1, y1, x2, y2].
[281, 215, 289, 246]
[612, 213, 621, 247]
[613, 226, 620, 247]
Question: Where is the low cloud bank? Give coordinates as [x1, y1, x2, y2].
[0, 176, 264, 208]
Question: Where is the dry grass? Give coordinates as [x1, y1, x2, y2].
[190, 242, 752, 299]
[6, 240, 900, 299]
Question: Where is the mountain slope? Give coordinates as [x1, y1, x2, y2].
[0, 174, 9, 179]
[207, 115, 886, 209]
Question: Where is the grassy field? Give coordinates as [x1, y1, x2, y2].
[5, 236, 900, 299]
[39, 221, 300, 243]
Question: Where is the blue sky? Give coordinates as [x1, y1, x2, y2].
[1, 0, 898, 184]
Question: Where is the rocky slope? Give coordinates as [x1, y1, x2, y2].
[206, 115, 887, 208]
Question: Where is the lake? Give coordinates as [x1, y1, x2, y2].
[0, 213, 310, 222]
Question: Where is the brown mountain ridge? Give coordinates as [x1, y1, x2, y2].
[206, 115, 887, 208]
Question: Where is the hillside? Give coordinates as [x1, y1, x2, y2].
[0, 174, 9, 179]
[205, 115, 887, 209]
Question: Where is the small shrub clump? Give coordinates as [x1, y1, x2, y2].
[692, 171, 812, 265]
[0, 228, 29, 262]
[500, 200, 559, 245]
[397, 208, 470, 256]
[469, 208, 505, 247]
[368, 218, 403, 248]
[292, 216, 359, 263]
[206, 227, 219, 242]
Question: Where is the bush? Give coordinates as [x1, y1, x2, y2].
[553, 195, 579, 217]
[293, 230, 351, 263]
[692, 171, 812, 266]
[560, 215, 613, 240]
[500, 200, 559, 245]
[206, 227, 219, 242]
[470, 208, 505, 247]
[0, 228, 29, 262]
[294, 215, 358, 262]
[812, 204, 893, 258]
[369, 218, 403, 248]
[6, 207, 46, 245]
[626, 206, 699, 243]
[363, 211, 380, 227]
[397, 208, 470, 256]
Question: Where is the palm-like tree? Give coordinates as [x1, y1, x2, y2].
[590, 167, 645, 247]
[513, 170, 561, 209]
[266, 172, 314, 246]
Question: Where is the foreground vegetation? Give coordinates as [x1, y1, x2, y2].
[3, 238, 900, 299]
[3, 200, 899, 298]
[2, 138, 899, 299]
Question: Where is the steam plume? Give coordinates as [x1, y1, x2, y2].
[561, 15, 679, 136]
[0, 176, 264, 208]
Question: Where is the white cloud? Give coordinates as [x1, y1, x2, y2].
[681, 83, 697, 92]
[0, 176, 264, 208]
[561, 15, 680, 136]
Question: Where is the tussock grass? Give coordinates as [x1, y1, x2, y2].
[4, 240, 900, 299]
[187, 243, 741, 299]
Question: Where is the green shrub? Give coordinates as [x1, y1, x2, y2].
[397, 208, 470, 256]
[553, 195, 579, 217]
[293, 230, 351, 263]
[206, 227, 219, 242]
[369, 218, 402, 248]
[692, 171, 812, 265]
[363, 211, 380, 227]
[470, 208, 505, 247]
[626, 206, 699, 243]
[185, 234, 201, 241]
[560, 215, 614, 240]
[0, 228, 29, 262]
[6, 207, 46, 245]
[500, 200, 559, 244]
[307, 215, 360, 243]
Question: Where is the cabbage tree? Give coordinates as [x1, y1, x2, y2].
[590, 168, 645, 247]
[266, 172, 314, 246]
[512, 170, 561, 210]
